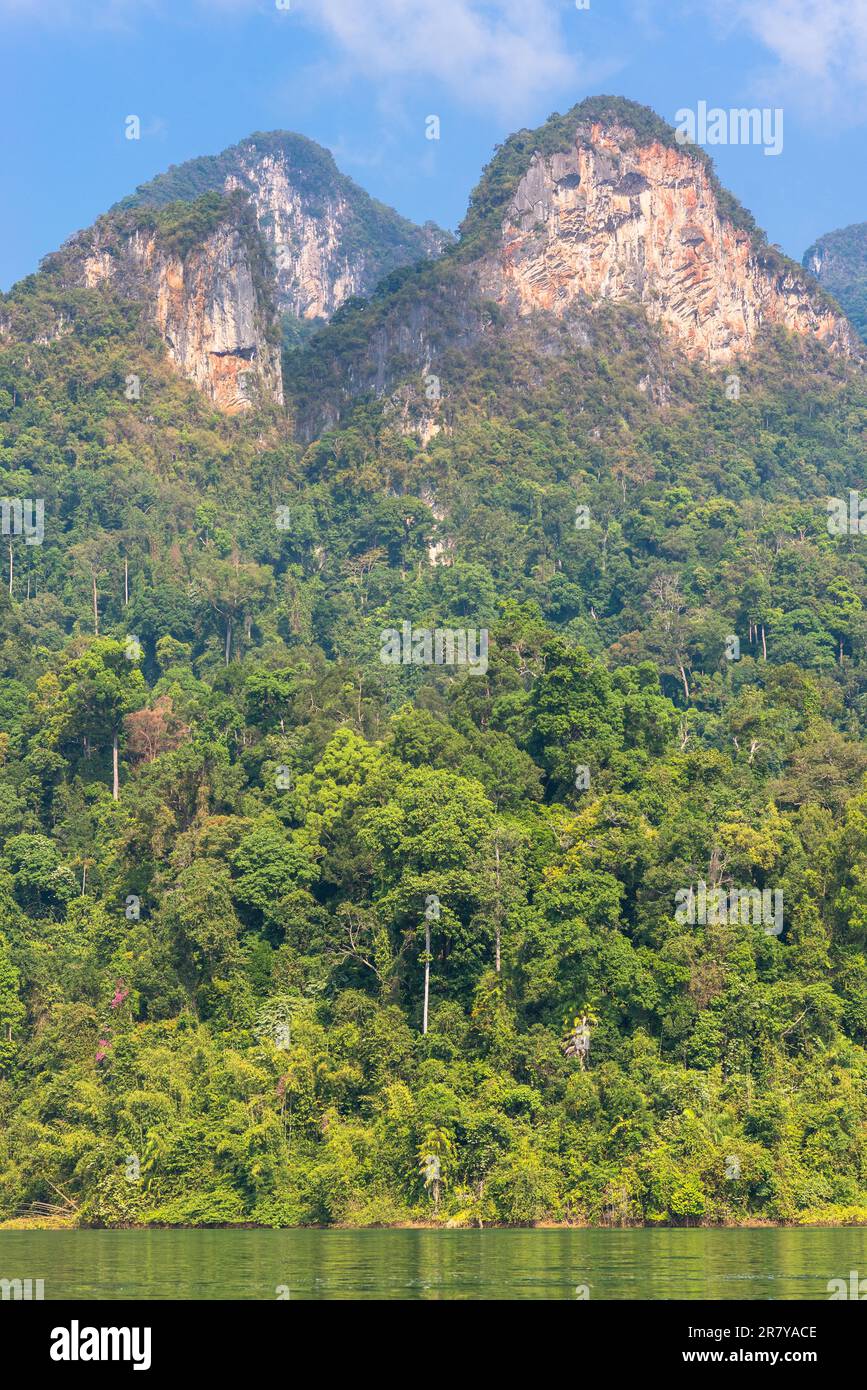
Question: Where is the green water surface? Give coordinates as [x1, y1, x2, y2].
[2, 1227, 866, 1299]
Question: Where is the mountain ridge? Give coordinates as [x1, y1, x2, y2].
[4, 99, 859, 419]
[111, 129, 450, 320]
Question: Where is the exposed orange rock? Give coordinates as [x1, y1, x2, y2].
[483, 120, 858, 364]
[81, 223, 283, 413]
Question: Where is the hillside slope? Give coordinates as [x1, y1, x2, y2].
[2, 100, 867, 1230]
[804, 222, 867, 342]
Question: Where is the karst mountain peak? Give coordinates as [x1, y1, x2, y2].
[8, 99, 860, 418]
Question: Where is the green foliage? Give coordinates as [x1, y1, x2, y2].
[803, 222, 867, 342]
[129, 192, 241, 260]
[4, 129, 867, 1229]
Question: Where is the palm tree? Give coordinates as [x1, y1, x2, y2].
[417, 1127, 455, 1209]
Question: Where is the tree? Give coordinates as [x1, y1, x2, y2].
[529, 637, 622, 788]
[472, 823, 527, 974]
[417, 1126, 454, 1209]
[124, 697, 188, 765]
[645, 572, 692, 702]
[563, 1007, 599, 1069]
[43, 639, 146, 799]
[69, 538, 110, 636]
[161, 860, 243, 1004]
[194, 551, 273, 665]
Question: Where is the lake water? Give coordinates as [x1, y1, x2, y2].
[2, 1227, 866, 1299]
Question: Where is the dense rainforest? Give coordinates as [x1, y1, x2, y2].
[4, 108, 867, 1229]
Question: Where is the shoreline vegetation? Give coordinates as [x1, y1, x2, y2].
[3, 1211, 867, 1233]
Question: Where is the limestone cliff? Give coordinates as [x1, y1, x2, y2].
[26, 104, 859, 424]
[286, 99, 862, 441]
[117, 132, 449, 323]
[478, 115, 857, 364]
[34, 132, 448, 414]
[62, 197, 283, 414]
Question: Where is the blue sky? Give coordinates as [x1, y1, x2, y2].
[3, 0, 867, 291]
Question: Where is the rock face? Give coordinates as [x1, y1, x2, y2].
[48, 131, 449, 412]
[480, 118, 857, 364]
[288, 101, 864, 441]
[118, 132, 448, 324]
[33, 107, 859, 421]
[224, 147, 444, 321]
[224, 154, 355, 321]
[72, 208, 283, 414]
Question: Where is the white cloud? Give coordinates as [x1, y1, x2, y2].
[731, 1, 867, 95]
[0, 0, 609, 122]
[290, 0, 586, 119]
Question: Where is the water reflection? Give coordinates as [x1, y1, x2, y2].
[1, 1227, 866, 1300]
